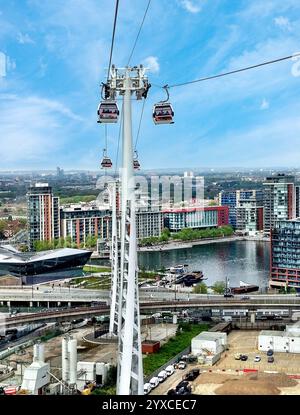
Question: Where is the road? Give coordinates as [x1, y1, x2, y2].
[1, 295, 300, 327]
[0, 285, 300, 305]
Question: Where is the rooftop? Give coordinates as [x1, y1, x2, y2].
[0, 245, 91, 264]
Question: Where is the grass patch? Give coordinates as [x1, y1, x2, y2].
[60, 195, 96, 204]
[143, 323, 209, 377]
[83, 265, 111, 273]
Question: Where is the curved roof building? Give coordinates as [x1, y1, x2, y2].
[0, 245, 92, 284]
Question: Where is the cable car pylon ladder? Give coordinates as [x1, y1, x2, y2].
[104, 65, 150, 395]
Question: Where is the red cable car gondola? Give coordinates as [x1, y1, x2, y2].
[152, 86, 174, 125]
[133, 150, 140, 170]
[97, 101, 119, 124]
[101, 149, 112, 169]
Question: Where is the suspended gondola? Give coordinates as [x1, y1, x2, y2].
[133, 150, 140, 170]
[152, 85, 174, 125]
[97, 101, 119, 123]
[101, 149, 112, 169]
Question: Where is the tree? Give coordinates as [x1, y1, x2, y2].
[193, 282, 208, 294]
[212, 281, 226, 294]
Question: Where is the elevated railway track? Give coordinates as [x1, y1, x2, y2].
[1, 298, 300, 327]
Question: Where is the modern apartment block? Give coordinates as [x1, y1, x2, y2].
[27, 183, 60, 250]
[60, 203, 112, 247]
[219, 189, 264, 232]
[136, 209, 164, 239]
[163, 206, 229, 232]
[263, 174, 296, 234]
[236, 199, 264, 235]
[270, 219, 300, 289]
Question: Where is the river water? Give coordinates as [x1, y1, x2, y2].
[138, 240, 270, 290]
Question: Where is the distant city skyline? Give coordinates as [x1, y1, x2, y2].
[1, 1, 300, 169]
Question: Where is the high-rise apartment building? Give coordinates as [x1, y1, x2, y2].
[219, 189, 263, 232]
[263, 174, 295, 234]
[60, 203, 112, 247]
[27, 183, 60, 250]
[270, 219, 300, 289]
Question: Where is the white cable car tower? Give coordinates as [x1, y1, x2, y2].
[103, 65, 150, 395]
[109, 179, 120, 336]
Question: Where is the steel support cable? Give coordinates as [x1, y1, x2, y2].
[127, 0, 152, 66]
[134, 99, 146, 151]
[114, 102, 124, 177]
[107, 0, 120, 81]
[156, 52, 300, 89]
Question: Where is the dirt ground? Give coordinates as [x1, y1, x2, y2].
[152, 330, 300, 395]
[194, 371, 299, 395]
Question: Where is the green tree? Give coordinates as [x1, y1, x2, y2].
[193, 282, 208, 294]
[212, 281, 226, 294]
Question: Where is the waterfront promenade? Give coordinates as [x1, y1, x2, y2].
[138, 235, 269, 252]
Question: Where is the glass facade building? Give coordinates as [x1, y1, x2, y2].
[0, 245, 92, 284]
[163, 206, 229, 232]
[263, 174, 295, 234]
[270, 219, 300, 289]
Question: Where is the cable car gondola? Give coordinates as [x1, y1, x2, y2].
[153, 103, 174, 125]
[97, 101, 119, 124]
[101, 149, 112, 169]
[152, 85, 174, 125]
[133, 150, 140, 170]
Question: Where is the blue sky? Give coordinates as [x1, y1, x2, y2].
[1, 0, 300, 170]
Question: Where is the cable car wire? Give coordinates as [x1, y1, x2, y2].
[114, 102, 124, 177]
[158, 52, 300, 89]
[134, 99, 146, 151]
[107, 0, 120, 81]
[127, 0, 152, 66]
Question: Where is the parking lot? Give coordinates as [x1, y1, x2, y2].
[216, 330, 300, 373]
[150, 330, 300, 395]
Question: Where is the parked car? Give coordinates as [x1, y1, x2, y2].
[143, 383, 152, 394]
[240, 355, 248, 361]
[234, 353, 242, 360]
[157, 370, 167, 383]
[149, 377, 159, 389]
[254, 356, 261, 362]
[184, 369, 200, 381]
[241, 296, 250, 300]
[224, 293, 234, 298]
[267, 349, 274, 356]
[177, 385, 192, 395]
[165, 365, 175, 376]
[268, 356, 274, 363]
[177, 361, 187, 369]
[176, 380, 190, 392]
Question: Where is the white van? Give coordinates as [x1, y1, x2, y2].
[144, 383, 152, 394]
[165, 365, 175, 376]
[149, 376, 159, 389]
[157, 370, 167, 382]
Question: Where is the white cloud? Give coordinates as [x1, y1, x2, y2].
[17, 32, 34, 44]
[142, 56, 160, 73]
[0, 94, 83, 165]
[274, 16, 292, 31]
[260, 98, 269, 110]
[179, 0, 201, 14]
